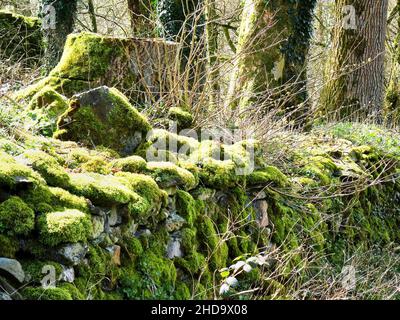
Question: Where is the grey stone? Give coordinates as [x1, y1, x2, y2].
[253, 200, 269, 228]
[252, 190, 267, 200]
[166, 237, 183, 259]
[0, 292, 12, 300]
[0, 258, 25, 283]
[108, 206, 122, 227]
[59, 265, 75, 283]
[91, 215, 105, 239]
[55, 243, 88, 266]
[165, 212, 186, 232]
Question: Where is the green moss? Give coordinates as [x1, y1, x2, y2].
[27, 86, 69, 135]
[0, 151, 44, 188]
[175, 283, 191, 300]
[0, 138, 24, 155]
[198, 215, 229, 269]
[20, 184, 89, 213]
[80, 156, 111, 174]
[197, 158, 242, 189]
[247, 166, 288, 187]
[123, 237, 144, 262]
[116, 172, 168, 221]
[51, 33, 125, 81]
[22, 150, 70, 187]
[168, 107, 194, 130]
[175, 251, 207, 274]
[175, 190, 198, 227]
[22, 287, 73, 300]
[146, 161, 197, 190]
[67, 172, 138, 206]
[0, 196, 35, 236]
[58, 283, 85, 300]
[137, 250, 177, 298]
[0, 234, 19, 258]
[38, 209, 93, 247]
[110, 156, 147, 173]
[139, 129, 199, 160]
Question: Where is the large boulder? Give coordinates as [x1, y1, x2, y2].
[16, 32, 178, 104]
[55, 86, 151, 155]
[0, 10, 43, 65]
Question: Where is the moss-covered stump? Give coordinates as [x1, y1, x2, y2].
[0, 123, 399, 300]
[0, 10, 43, 66]
[15, 32, 178, 104]
[55, 86, 151, 155]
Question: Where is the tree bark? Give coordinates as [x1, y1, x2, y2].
[127, 0, 152, 34]
[205, 0, 219, 108]
[39, 0, 78, 70]
[226, 0, 316, 126]
[320, 0, 389, 121]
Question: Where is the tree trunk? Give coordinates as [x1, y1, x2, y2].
[320, 0, 389, 121]
[205, 0, 219, 109]
[226, 0, 316, 126]
[127, 0, 152, 34]
[88, 0, 97, 33]
[39, 0, 78, 70]
[127, 0, 140, 33]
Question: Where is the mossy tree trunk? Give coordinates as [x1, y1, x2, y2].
[205, 0, 219, 109]
[127, 0, 152, 34]
[39, 0, 78, 70]
[226, 0, 316, 127]
[320, 0, 389, 121]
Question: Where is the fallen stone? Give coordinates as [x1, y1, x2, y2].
[55, 86, 151, 155]
[0, 258, 25, 283]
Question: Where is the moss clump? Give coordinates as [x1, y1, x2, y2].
[247, 166, 288, 187]
[22, 150, 70, 187]
[146, 162, 197, 190]
[55, 87, 151, 155]
[138, 129, 199, 161]
[0, 234, 19, 258]
[0, 196, 35, 236]
[0, 151, 44, 188]
[58, 283, 85, 300]
[20, 184, 89, 213]
[67, 172, 138, 206]
[116, 172, 167, 221]
[197, 158, 242, 189]
[27, 86, 69, 136]
[22, 287, 73, 300]
[38, 209, 92, 247]
[110, 156, 147, 173]
[175, 190, 198, 227]
[198, 215, 229, 270]
[168, 107, 194, 130]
